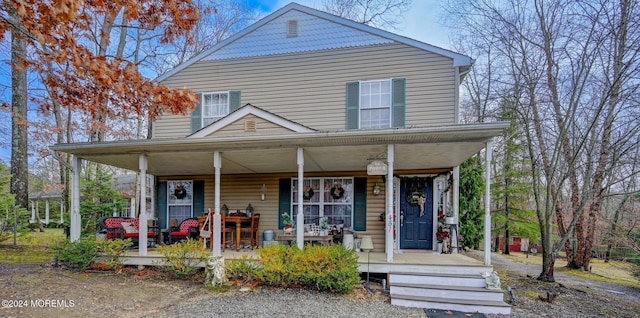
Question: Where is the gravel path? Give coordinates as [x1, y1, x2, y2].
[153, 288, 426, 318]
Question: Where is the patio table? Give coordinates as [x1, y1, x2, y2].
[225, 215, 251, 251]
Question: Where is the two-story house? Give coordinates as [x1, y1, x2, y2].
[54, 2, 506, 269]
[53, 3, 511, 313]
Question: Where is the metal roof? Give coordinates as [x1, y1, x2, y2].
[156, 2, 473, 83]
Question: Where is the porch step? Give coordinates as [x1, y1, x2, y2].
[391, 283, 504, 302]
[390, 272, 486, 288]
[389, 271, 511, 315]
[391, 295, 512, 315]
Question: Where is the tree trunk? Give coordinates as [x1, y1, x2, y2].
[10, 9, 29, 211]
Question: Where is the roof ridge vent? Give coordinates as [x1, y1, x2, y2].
[287, 19, 298, 38]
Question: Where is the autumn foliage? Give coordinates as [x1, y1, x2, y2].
[1, 0, 200, 136]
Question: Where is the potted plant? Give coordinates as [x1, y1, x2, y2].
[282, 212, 293, 234]
[319, 217, 329, 236]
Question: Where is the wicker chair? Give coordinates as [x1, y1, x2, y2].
[168, 218, 200, 244]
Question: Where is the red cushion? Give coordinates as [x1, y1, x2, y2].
[170, 231, 188, 236]
[179, 219, 199, 232]
[123, 231, 156, 238]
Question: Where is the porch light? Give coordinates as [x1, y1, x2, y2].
[261, 184, 267, 201]
[372, 182, 381, 195]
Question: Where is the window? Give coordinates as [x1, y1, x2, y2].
[202, 92, 229, 126]
[167, 180, 193, 225]
[291, 177, 353, 227]
[359, 80, 391, 129]
[346, 78, 405, 130]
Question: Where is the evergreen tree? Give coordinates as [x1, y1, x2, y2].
[459, 156, 484, 249]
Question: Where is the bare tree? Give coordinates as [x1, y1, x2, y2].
[448, 0, 640, 281]
[322, 0, 412, 30]
[9, 7, 28, 212]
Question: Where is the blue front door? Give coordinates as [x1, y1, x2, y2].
[399, 177, 433, 250]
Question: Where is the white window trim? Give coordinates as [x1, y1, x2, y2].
[292, 177, 354, 226]
[201, 91, 230, 127]
[359, 79, 392, 129]
[166, 180, 193, 224]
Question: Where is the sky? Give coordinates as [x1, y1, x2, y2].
[0, 0, 454, 165]
[254, 0, 452, 48]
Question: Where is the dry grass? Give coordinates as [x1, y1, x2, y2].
[501, 251, 640, 288]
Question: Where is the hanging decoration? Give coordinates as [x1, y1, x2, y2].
[406, 187, 426, 216]
[174, 184, 187, 199]
[303, 185, 314, 200]
[330, 183, 345, 200]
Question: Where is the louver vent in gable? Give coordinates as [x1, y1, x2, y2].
[244, 120, 257, 132]
[287, 20, 298, 37]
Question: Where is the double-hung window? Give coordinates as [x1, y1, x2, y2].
[202, 92, 229, 126]
[291, 177, 354, 227]
[359, 80, 391, 129]
[167, 180, 193, 224]
[346, 78, 405, 130]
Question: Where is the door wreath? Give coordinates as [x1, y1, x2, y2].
[406, 187, 427, 216]
[330, 183, 345, 200]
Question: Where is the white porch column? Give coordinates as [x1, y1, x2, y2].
[484, 139, 493, 265]
[386, 144, 395, 262]
[60, 199, 64, 224]
[129, 198, 136, 217]
[70, 156, 82, 242]
[212, 151, 222, 256]
[138, 154, 148, 256]
[296, 147, 304, 249]
[452, 166, 460, 254]
[30, 201, 35, 224]
[45, 199, 50, 224]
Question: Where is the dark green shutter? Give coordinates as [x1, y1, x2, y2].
[193, 180, 205, 217]
[278, 178, 292, 229]
[391, 78, 406, 128]
[353, 177, 367, 231]
[346, 82, 359, 129]
[229, 91, 241, 112]
[157, 181, 167, 228]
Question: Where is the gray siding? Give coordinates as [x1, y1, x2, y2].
[155, 43, 456, 138]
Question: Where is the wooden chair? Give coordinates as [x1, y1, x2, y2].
[221, 214, 235, 252]
[198, 212, 212, 248]
[240, 213, 260, 250]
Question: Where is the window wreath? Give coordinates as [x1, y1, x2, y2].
[330, 183, 345, 200]
[303, 186, 314, 200]
[174, 185, 187, 199]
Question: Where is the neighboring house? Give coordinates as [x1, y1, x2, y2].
[53, 3, 507, 262]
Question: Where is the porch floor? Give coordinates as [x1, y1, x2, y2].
[118, 248, 490, 275]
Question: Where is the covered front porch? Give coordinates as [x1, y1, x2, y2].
[52, 122, 507, 267]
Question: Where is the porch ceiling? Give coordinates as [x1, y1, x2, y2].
[51, 122, 508, 176]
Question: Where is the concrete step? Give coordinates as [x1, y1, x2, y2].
[391, 295, 512, 315]
[389, 272, 486, 288]
[391, 283, 505, 302]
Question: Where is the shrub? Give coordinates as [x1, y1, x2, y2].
[155, 238, 208, 278]
[52, 237, 100, 270]
[226, 254, 260, 284]
[256, 244, 360, 293]
[96, 238, 132, 269]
